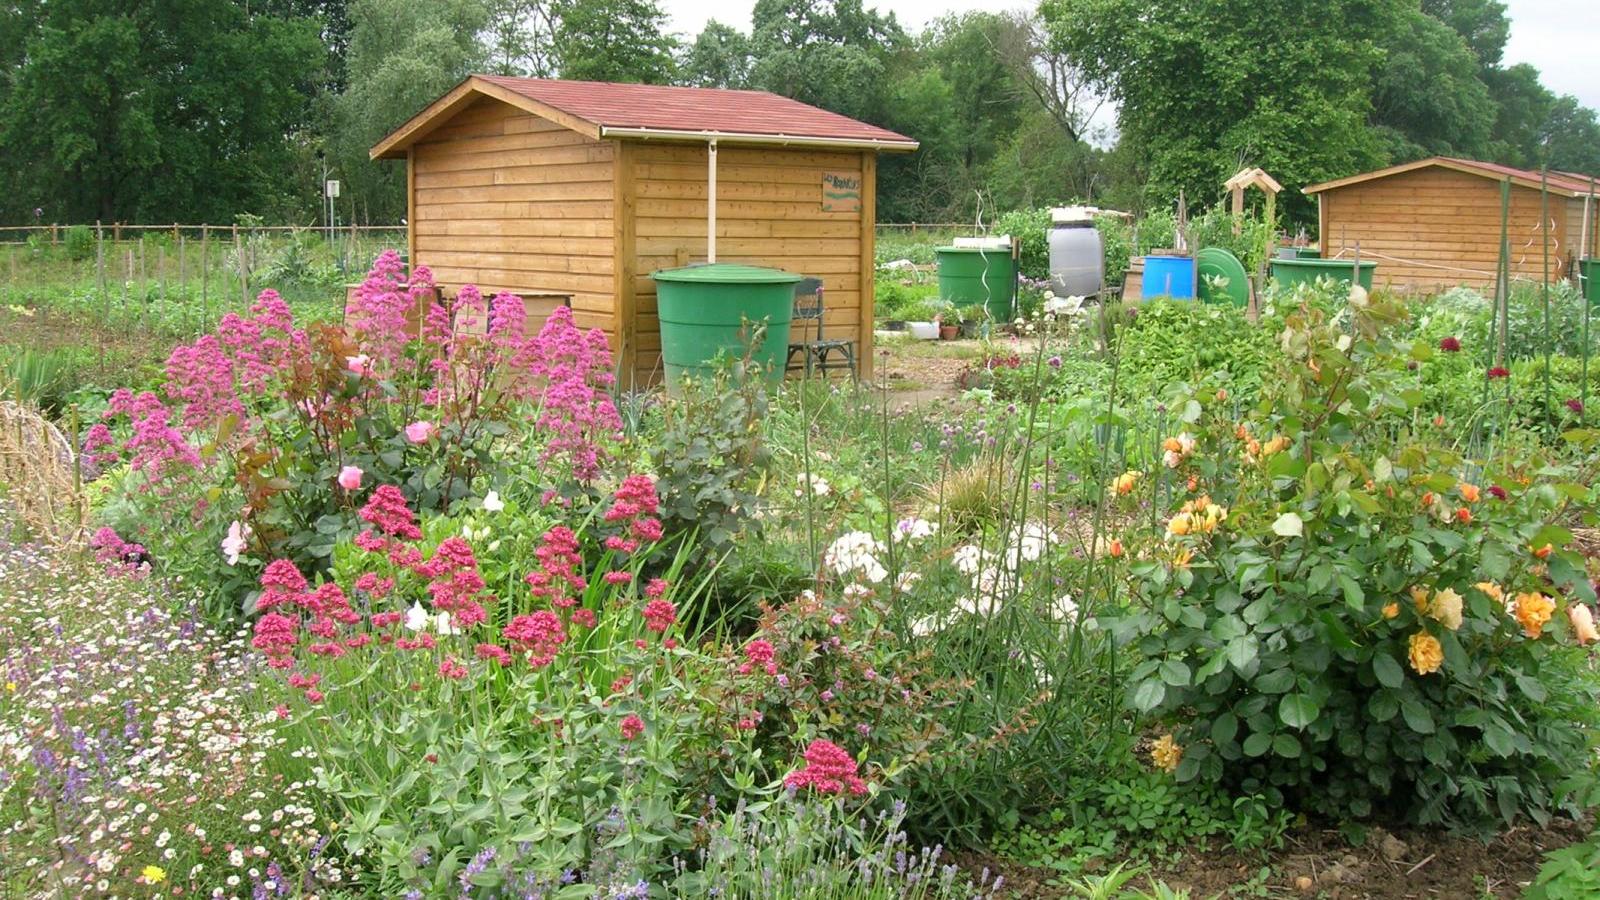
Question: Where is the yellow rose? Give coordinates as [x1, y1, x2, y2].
[1476, 582, 1506, 608]
[1167, 513, 1193, 537]
[1514, 592, 1556, 639]
[1428, 588, 1464, 631]
[1151, 733, 1183, 773]
[1408, 632, 1444, 675]
[1110, 471, 1141, 496]
[1262, 435, 1291, 457]
[1382, 602, 1399, 620]
[1410, 585, 1431, 614]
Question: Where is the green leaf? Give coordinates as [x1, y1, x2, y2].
[1159, 659, 1191, 687]
[1253, 667, 1295, 694]
[1242, 732, 1272, 757]
[1271, 512, 1304, 538]
[1132, 678, 1166, 711]
[1272, 733, 1302, 758]
[1211, 712, 1240, 747]
[1400, 697, 1435, 734]
[1339, 574, 1365, 610]
[1279, 693, 1320, 729]
[1372, 653, 1404, 689]
[1225, 635, 1258, 671]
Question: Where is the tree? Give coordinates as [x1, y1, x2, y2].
[554, 0, 677, 83]
[747, 0, 905, 123]
[992, 12, 1102, 145]
[1421, 0, 1509, 69]
[1045, 0, 1386, 223]
[0, 0, 326, 223]
[331, 0, 489, 223]
[483, 0, 559, 77]
[679, 21, 753, 88]
[1539, 96, 1600, 176]
[1370, 6, 1493, 160]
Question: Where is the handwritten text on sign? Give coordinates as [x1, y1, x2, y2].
[821, 171, 862, 213]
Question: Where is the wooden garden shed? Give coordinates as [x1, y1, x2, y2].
[370, 75, 918, 387]
[1304, 157, 1599, 293]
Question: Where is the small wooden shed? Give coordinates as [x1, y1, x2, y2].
[1304, 157, 1599, 293]
[370, 75, 918, 387]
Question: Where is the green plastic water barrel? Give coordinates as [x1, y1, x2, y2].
[1581, 258, 1600, 307]
[936, 247, 1017, 321]
[652, 263, 801, 387]
[1270, 257, 1376, 290]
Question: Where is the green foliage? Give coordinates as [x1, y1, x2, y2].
[554, 0, 677, 83]
[1527, 828, 1600, 900]
[995, 207, 1052, 280]
[0, 0, 327, 223]
[62, 226, 95, 262]
[0, 347, 81, 414]
[1106, 296, 1600, 828]
[649, 359, 773, 560]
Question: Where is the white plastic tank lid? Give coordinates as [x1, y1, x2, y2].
[951, 235, 1012, 250]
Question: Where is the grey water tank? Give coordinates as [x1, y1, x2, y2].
[1048, 216, 1104, 298]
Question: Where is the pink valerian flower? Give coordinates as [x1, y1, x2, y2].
[641, 599, 677, 633]
[405, 420, 437, 443]
[89, 527, 150, 578]
[305, 689, 325, 703]
[1439, 336, 1462, 352]
[475, 643, 513, 666]
[644, 578, 669, 600]
[360, 485, 423, 539]
[251, 613, 298, 666]
[620, 714, 645, 741]
[104, 389, 203, 479]
[526, 306, 622, 481]
[503, 611, 567, 668]
[1487, 366, 1510, 379]
[570, 608, 597, 629]
[784, 739, 868, 796]
[346, 251, 432, 369]
[415, 537, 491, 628]
[602, 474, 665, 551]
[371, 611, 404, 628]
[739, 639, 779, 677]
[438, 657, 469, 680]
[256, 559, 310, 612]
[338, 465, 364, 490]
[603, 571, 633, 586]
[82, 422, 119, 469]
[353, 572, 394, 598]
[526, 526, 587, 608]
[163, 334, 244, 431]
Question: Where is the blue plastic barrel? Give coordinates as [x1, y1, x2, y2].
[1141, 255, 1196, 300]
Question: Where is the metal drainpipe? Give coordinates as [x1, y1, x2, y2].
[708, 139, 718, 264]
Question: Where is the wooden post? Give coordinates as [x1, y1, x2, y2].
[178, 234, 186, 297]
[50, 223, 58, 246]
[158, 243, 166, 310]
[859, 151, 878, 381]
[123, 248, 131, 318]
[201, 225, 210, 331]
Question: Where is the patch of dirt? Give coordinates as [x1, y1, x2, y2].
[878, 338, 985, 403]
[957, 818, 1588, 898]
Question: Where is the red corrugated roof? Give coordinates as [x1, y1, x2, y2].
[477, 75, 915, 145]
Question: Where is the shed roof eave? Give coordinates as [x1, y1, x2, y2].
[596, 124, 919, 152]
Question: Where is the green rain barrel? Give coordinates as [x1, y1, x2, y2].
[936, 246, 1017, 321]
[652, 263, 801, 387]
[1270, 257, 1376, 290]
[1581, 259, 1600, 307]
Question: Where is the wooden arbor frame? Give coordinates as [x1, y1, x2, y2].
[1224, 167, 1282, 235]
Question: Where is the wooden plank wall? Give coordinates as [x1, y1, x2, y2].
[410, 96, 616, 335]
[622, 143, 868, 388]
[1319, 167, 1571, 293]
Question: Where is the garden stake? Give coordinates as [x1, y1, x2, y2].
[201, 225, 210, 331]
[1540, 166, 1551, 433]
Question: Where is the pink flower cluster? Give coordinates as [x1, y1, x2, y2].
[527, 306, 622, 481]
[504, 610, 567, 668]
[89, 527, 150, 578]
[526, 526, 587, 608]
[603, 475, 664, 554]
[103, 389, 203, 479]
[739, 639, 779, 677]
[784, 738, 868, 796]
[347, 250, 435, 369]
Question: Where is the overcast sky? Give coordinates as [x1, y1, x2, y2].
[662, 0, 1600, 111]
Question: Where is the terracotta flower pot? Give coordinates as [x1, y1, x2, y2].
[939, 324, 960, 340]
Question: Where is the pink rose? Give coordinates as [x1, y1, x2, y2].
[405, 421, 436, 443]
[345, 354, 371, 375]
[337, 466, 363, 491]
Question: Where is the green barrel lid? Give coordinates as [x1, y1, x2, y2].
[935, 246, 1007, 253]
[651, 263, 803, 284]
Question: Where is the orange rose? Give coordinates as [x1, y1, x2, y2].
[1458, 482, 1480, 503]
[1532, 544, 1552, 560]
[1455, 507, 1473, 524]
[1382, 602, 1400, 620]
[1422, 491, 1435, 506]
[1108, 539, 1124, 559]
[1408, 632, 1443, 675]
[1514, 592, 1556, 639]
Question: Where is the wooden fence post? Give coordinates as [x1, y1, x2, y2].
[201, 225, 210, 331]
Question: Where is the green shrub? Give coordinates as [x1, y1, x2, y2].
[1106, 296, 1600, 828]
[996, 207, 1052, 280]
[63, 225, 95, 261]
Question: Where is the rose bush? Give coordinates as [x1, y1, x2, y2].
[1106, 294, 1600, 827]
